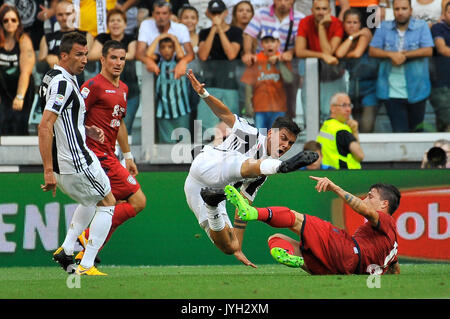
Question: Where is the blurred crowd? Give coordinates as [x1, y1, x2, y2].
[0, 0, 448, 168]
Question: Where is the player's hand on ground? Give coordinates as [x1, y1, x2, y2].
[186, 69, 206, 94]
[126, 159, 138, 176]
[85, 125, 105, 143]
[41, 171, 57, 197]
[309, 176, 338, 193]
[234, 250, 257, 268]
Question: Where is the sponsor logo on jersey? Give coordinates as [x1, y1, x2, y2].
[105, 90, 116, 94]
[123, 92, 127, 101]
[331, 186, 450, 261]
[127, 175, 137, 185]
[81, 87, 90, 99]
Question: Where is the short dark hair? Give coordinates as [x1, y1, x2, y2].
[178, 4, 198, 19]
[426, 147, 447, 168]
[102, 40, 125, 57]
[392, 0, 412, 7]
[271, 116, 301, 136]
[446, 1, 450, 11]
[343, 8, 362, 23]
[159, 37, 174, 47]
[370, 183, 401, 216]
[59, 31, 87, 57]
[107, 8, 127, 24]
[153, 0, 172, 12]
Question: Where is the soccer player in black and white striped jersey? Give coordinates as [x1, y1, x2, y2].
[38, 32, 116, 276]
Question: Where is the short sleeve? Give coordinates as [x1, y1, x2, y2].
[44, 79, 72, 116]
[244, 11, 262, 39]
[331, 18, 344, 38]
[431, 23, 444, 39]
[297, 17, 308, 37]
[80, 80, 96, 113]
[231, 115, 258, 136]
[336, 130, 356, 156]
[419, 22, 435, 48]
[370, 25, 385, 49]
[175, 23, 191, 44]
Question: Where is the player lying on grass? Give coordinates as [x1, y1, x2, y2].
[224, 176, 401, 275]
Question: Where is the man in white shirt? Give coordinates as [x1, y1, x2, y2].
[184, 69, 318, 267]
[136, 0, 194, 79]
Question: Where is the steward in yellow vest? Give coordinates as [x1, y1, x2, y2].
[316, 93, 364, 169]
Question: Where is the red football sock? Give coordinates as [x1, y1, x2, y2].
[268, 236, 295, 255]
[84, 202, 137, 250]
[256, 206, 296, 228]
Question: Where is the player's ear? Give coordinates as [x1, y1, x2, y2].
[380, 199, 389, 212]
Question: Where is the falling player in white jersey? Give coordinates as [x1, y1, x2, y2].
[185, 70, 319, 267]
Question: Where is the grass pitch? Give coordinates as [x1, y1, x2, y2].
[0, 263, 448, 299]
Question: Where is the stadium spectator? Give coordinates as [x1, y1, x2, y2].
[295, 0, 346, 123]
[185, 68, 318, 268]
[196, 0, 242, 133]
[147, 34, 191, 143]
[430, 1, 450, 132]
[335, 0, 387, 28]
[87, 8, 140, 136]
[2, 0, 57, 50]
[179, 4, 199, 52]
[224, 0, 270, 25]
[300, 140, 335, 170]
[411, 0, 448, 26]
[39, 32, 116, 276]
[369, 0, 434, 133]
[421, 139, 450, 168]
[37, 0, 92, 85]
[335, 8, 379, 133]
[135, 0, 190, 22]
[0, 4, 35, 136]
[423, 146, 448, 168]
[75, 40, 147, 265]
[224, 178, 401, 275]
[241, 30, 292, 131]
[243, 0, 304, 120]
[316, 92, 364, 169]
[230, 0, 254, 30]
[136, 0, 194, 79]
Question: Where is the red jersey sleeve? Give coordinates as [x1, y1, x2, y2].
[81, 79, 97, 112]
[296, 16, 309, 37]
[330, 17, 344, 39]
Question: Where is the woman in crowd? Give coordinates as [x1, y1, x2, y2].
[179, 5, 199, 52]
[335, 8, 378, 133]
[412, 0, 449, 26]
[87, 8, 139, 135]
[0, 4, 35, 136]
[231, 0, 254, 30]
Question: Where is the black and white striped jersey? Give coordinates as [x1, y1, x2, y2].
[215, 115, 267, 161]
[40, 65, 94, 174]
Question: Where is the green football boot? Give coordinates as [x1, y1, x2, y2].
[270, 247, 304, 268]
[224, 185, 258, 221]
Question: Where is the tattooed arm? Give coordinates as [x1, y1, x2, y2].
[309, 176, 379, 227]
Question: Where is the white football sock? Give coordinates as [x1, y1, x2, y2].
[206, 204, 225, 232]
[61, 204, 96, 255]
[259, 158, 282, 175]
[80, 206, 114, 269]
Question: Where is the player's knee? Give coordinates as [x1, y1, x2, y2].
[129, 190, 147, 214]
[268, 233, 285, 244]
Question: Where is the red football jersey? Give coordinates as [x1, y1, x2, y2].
[353, 212, 399, 274]
[82, 73, 128, 157]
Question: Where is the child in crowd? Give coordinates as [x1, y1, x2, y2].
[241, 29, 293, 131]
[147, 34, 191, 143]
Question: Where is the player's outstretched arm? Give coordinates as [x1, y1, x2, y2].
[309, 176, 379, 227]
[38, 110, 58, 197]
[186, 69, 235, 128]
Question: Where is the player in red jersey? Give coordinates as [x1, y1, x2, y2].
[74, 40, 146, 262]
[223, 176, 401, 275]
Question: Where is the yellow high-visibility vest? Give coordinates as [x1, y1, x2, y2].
[316, 119, 362, 170]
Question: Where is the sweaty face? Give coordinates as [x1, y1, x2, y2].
[56, 3, 75, 30]
[159, 41, 175, 61]
[363, 188, 388, 213]
[266, 128, 297, 158]
[393, 0, 412, 25]
[63, 43, 88, 75]
[101, 48, 126, 78]
[344, 14, 361, 35]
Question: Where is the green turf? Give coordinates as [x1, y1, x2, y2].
[0, 264, 448, 299]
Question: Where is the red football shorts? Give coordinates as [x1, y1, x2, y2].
[299, 214, 360, 275]
[98, 155, 140, 200]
